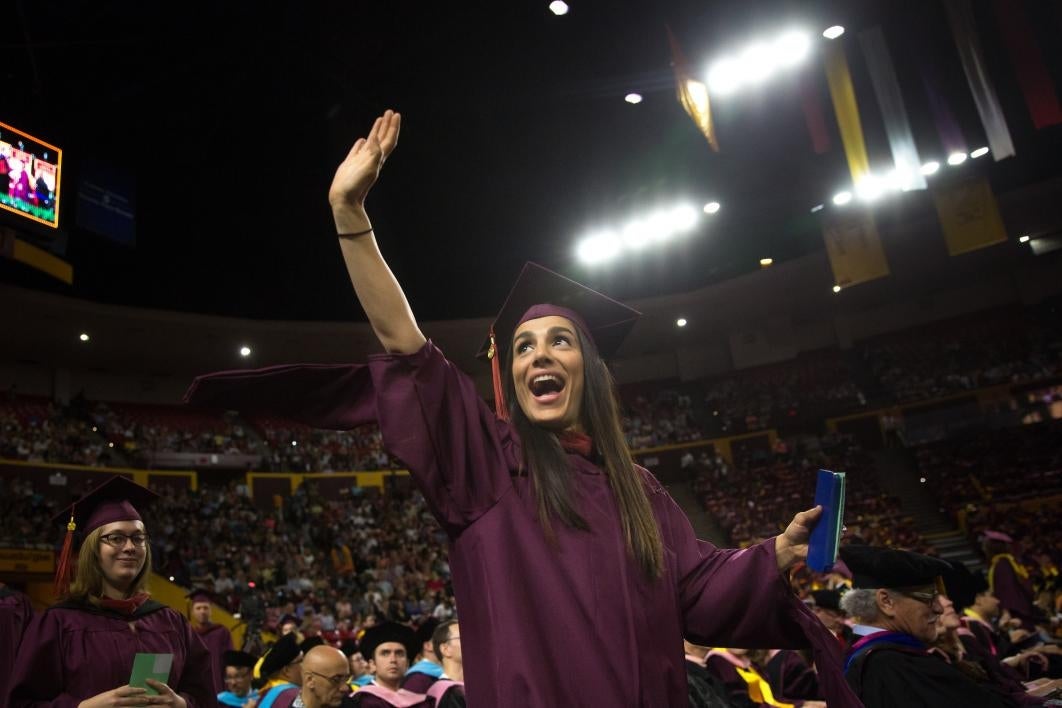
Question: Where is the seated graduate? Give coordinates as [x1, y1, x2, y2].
[400, 618, 441, 693]
[187, 588, 234, 694]
[300, 645, 354, 708]
[702, 646, 825, 707]
[7, 476, 217, 708]
[219, 650, 260, 708]
[809, 589, 854, 653]
[839, 544, 1012, 707]
[184, 109, 860, 708]
[343, 622, 429, 708]
[255, 633, 303, 708]
[426, 620, 464, 708]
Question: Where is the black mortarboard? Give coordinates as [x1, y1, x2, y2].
[358, 622, 418, 662]
[942, 562, 990, 610]
[339, 639, 360, 657]
[476, 262, 640, 418]
[223, 650, 259, 669]
[256, 633, 302, 679]
[414, 618, 438, 648]
[300, 636, 325, 653]
[52, 475, 159, 596]
[810, 589, 843, 612]
[839, 545, 951, 590]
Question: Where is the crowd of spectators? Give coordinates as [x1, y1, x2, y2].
[0, 395, 111, 466]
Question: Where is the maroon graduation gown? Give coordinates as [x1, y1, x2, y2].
[193, 622, 234, 693]
[989, 556, 1040, 629]
[1, 586, 34, 703]
[345, 685, 431, 707]
[184, 340, 862, 708]
[8, 598, 218, 708]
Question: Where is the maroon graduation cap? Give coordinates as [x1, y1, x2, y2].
[52, 475, 158, 597]
[476, 262, 640, 420]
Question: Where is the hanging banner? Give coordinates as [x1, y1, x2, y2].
[943, 0, 1016, 160]
[992, 0, 1062, 130]
[800, 72, 831, 154]
[859, 27, 927, 190]
[823, 211, 890, 288]
[921, 70, 967, 155]
[932, 177, 1008, 256]
[667, 27, 719, 151]
[823, 42, 871, 184]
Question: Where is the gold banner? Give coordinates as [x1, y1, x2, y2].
[824, 43, 871, 184]
[823, 211, 891, 288]
[932, 177, 1008, 256]
[0, 547, 55, 574]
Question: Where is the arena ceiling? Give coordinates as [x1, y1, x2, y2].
[3, 0, 1062, 331]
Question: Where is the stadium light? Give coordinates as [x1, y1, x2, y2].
[706, 28, 811, 97]
[625, 93, 643, 104]
[970, 146, 989, 159]
[856, 175, 884, 202]
[759, 257, 773, 267]
[832, 285, 842, 293]
[823, 26, 845, 40]
[947, 151, 967, 166]
[79, 333, 90, 342]
[810, 203, 824, 213]
[576, 203, 702, 265]
[832, 191, 852, 206]
[549, 1, 569, 16]
[239, 346, 252, 357]
[920, 161, 941, 176]
[676, 318, 688, 327]
[1019, 235, 1030, 243]
[703, 201, 721, 214]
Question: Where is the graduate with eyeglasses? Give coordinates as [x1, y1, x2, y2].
[185, 110, 861, 708]
[8, 476, 217, 708]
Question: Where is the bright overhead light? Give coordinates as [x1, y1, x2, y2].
[823, 25, 845, 39]
[774, 30, 811, 67]
[703, 201, 721, 214]
[548, 0, 569, 16]
[576, 230, 621, 265]
[624, 93, 642, 104]
[832, 190, 852, 206]
[760, 257, 773, 267]
[707, 58, 742, 96]
[1019, 235, 1030, 243]
[676, 318, 688, 327]
[947, 151, 968, 166]
[810, 203, 824, 213]
[832, 285, 842, 293]
[739, 42, 776, 84]
[79, 333, 90, 342]
[920, 161, 941, 176]
[291, 440, 298, 447]
[240, 346, 252, 357]
[856, 175, 884, 202]
[970, 146, 989, 158]
[668, 204, 699, 232]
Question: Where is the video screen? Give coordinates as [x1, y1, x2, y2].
[0, 121, 62, 229]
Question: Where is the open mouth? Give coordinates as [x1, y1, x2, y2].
[528, 373, 566, 403]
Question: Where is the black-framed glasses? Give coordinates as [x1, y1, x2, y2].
[895, 590, 941, 608]
[99, 533, 149, 548]
[305, 670, 352, 687]
[441, 635, 461, 643]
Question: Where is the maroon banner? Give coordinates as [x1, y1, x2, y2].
[992, 0, 1062, 130]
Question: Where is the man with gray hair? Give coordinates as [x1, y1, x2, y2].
[839, 545, 1011, 707]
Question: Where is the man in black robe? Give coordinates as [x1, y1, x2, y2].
[839, 545, 1012, 708]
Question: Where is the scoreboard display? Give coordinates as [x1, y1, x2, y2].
[0, 121, 62, 229]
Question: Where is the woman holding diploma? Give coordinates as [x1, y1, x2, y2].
[7, 476, 217, 708]
[184, 110, 861, 707]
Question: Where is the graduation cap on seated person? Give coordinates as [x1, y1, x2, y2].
[186, 588, 218, 604]
[357, 622, 418, 664]
[839, 545, 952, 592]
[476, 262, 640, 420]
[256, 633, 303, 680]
[52, 475, 158, 597]
[810, 589, 844, 612]
[223, 650, 259, 669]
[941, 561, 990, 610]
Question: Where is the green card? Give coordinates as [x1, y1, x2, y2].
[129, 653, 173, 695]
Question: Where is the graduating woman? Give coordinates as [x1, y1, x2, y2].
[8, 477, 217, 708]
[185, 110, 861, 707]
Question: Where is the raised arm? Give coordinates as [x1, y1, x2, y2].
[328, 110, 426, 354]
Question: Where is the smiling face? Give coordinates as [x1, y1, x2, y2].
[96, 520, 148, 592]
[877, 586, 943, 643]
[511, 315, 585, 431]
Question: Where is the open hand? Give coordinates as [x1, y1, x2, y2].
[328, 110, 401, 214]
[775, 505, 823, 571]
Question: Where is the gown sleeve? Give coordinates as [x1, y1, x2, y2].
[185, 340, 517, 536]
[655, 492, 863, 708]
[7, 610, 79, 708]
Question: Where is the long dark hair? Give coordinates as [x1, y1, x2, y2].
[504, 328, 664, 579]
